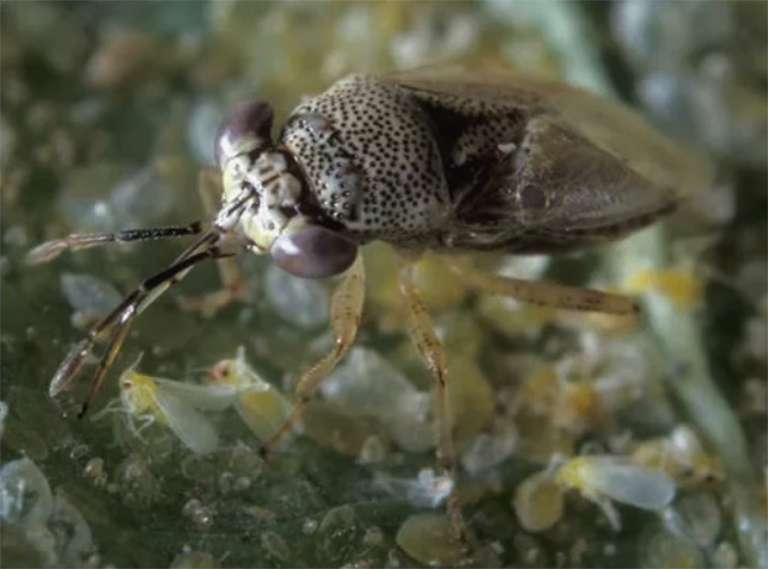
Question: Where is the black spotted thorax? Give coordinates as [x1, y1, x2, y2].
[279, 74, 451, 243]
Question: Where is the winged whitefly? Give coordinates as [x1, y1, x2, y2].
[554, 456, 677, 516]
[580, 457, 677, 511]
[116, 366, 221, 455]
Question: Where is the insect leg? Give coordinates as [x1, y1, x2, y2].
[398, 253, 475, 547]
[259, 253, 365, 455]
[583, 489, 622, 531]
[25, 222, 205, 265]
[445, 257, 639, 315]
[177, 168, 248, 316]
[134, 414, 157, 440]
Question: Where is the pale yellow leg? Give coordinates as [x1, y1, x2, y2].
[445, 256, 639, 315]
[259, 253, 365, 454]
[177, 167, 247, 316]
[398, 252, 475, 547]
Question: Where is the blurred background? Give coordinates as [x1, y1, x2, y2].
[1, 2, 766, 567]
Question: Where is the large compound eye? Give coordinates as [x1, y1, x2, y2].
[215, 101, 274, 167]
[271, 226, 358, 279]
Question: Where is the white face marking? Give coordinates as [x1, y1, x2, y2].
[220, 150, 304, 251]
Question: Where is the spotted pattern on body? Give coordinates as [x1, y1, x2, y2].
[280, 74, 451, 242]
[408, 90, 528, 169]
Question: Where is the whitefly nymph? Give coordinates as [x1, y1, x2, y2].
[28, 68, 708, 542]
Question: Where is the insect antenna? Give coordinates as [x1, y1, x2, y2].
[75, 242, 243, 418]
[25, 222, 206, 265]
[40, 226, 229, 416]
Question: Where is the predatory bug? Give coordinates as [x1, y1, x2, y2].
[28, 67, 707, 541]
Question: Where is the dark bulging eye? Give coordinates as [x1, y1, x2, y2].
[215, 101, 274, 167]
[271, 226, 358, 279]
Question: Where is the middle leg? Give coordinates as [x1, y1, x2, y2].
[177, 167, 248, 316]
[398, 251, 476, 547]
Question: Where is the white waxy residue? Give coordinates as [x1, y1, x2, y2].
[460, 422, 518, 475]
[1, 458, 97, 566]
[60, 272, 123, 317]
[320, 347, 433, 452]
[374, 468, 454, 508]
[264, 263, 329, 329]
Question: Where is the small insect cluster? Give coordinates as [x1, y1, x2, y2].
[94, 347, 292, 455]
[506, 328, 724, 537]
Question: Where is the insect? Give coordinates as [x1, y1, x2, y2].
[552, 455, 677, 531]
[104, 358, 221, 455]
[205, 347, 294, 443]
[629, 425, 724, 488]
[513, 468, 565, 533]
[27, 67, 706, 540]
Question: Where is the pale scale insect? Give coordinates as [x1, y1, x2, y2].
[513, 469, 565, 533]
[553, 455, 677, 531]
[28, 67, 708, 541]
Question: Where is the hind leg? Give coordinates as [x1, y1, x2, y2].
[444, 256, 639, 316]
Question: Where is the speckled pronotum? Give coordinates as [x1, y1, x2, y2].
[27, 68, 707, 541]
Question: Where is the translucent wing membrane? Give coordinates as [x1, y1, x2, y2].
[152, 388, 220, 455]
[585, 457, 677, 511]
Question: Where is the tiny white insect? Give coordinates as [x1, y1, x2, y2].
[105, 358, 221, 455]
[553, 455, 677, 531]
[205, 346, 294, 443]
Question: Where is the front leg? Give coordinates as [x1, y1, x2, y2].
[259, 253, 365, 455]
[177, 167, 248, 316]
[398, 251, 476, 547]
